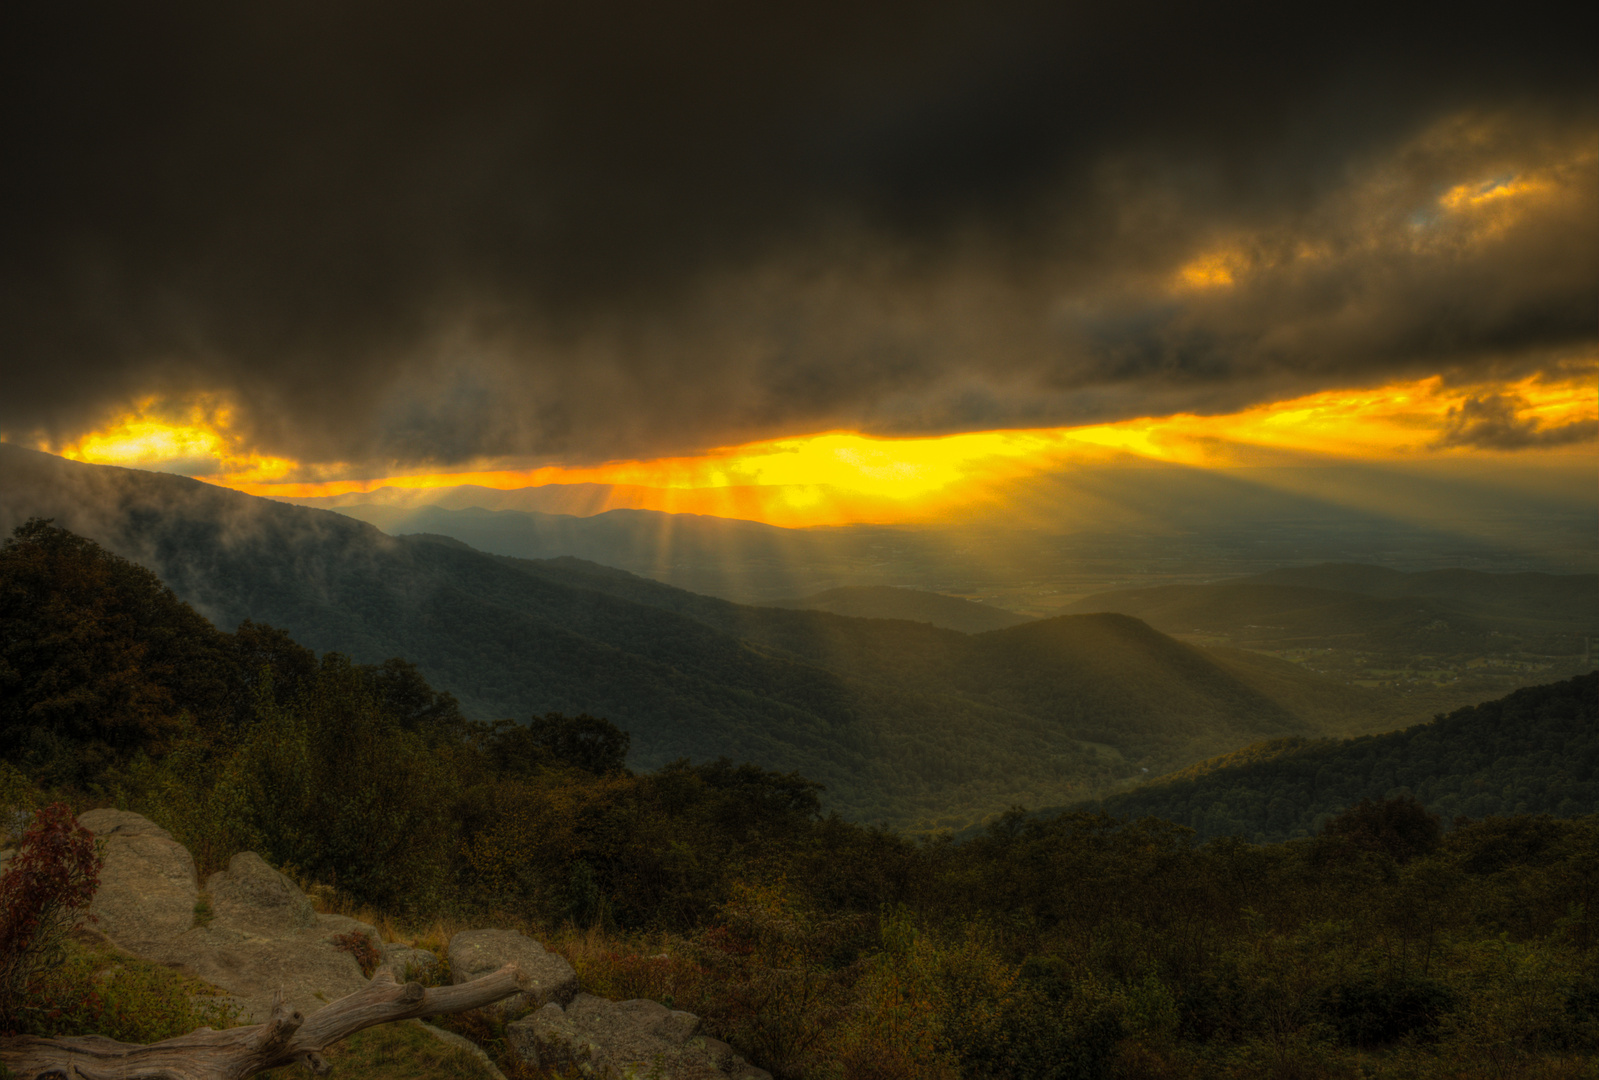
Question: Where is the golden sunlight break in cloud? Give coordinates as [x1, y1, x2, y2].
[43, 371, 1597, 528]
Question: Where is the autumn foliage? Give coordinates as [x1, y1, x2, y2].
[3, 523, 1597, 1078]
[0, 802, 103, 1032]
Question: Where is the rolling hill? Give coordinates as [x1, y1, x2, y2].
[1063, 565, 1597, 722]
[761, 586, 1032, 633]
[288, 501, 958, 604]
[1064, 581, 1495, 650]
[1240, 563, 1599, 623]
[3, 443, 1352, 827]
[1080, 672, 1598, 842]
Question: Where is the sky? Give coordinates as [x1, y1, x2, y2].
[3, 1, 1594, 527]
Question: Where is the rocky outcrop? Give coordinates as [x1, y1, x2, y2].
[78, 808, 199, 946]
[448, 928, 579, 1017]
[79, 811, 381, 1023]
[72, 811, 772, 1078]
[206, 851, 317, 935]
[508, 994, 772, 1080]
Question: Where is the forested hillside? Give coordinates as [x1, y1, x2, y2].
[1082, 673, 1598, 841]
[4, 501, 1597, 1079]
[4, 445, 1588, 829]
[0, 447, 1328, 826]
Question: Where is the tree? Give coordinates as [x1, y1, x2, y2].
[0, 520, 230, 784]
[527, 712, 631, 776]
[1319, 796, 1442, 865]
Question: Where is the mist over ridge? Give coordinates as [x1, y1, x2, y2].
[3, 442, 1592, 830]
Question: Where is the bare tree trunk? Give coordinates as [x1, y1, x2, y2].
[0, 963, 530, 1080]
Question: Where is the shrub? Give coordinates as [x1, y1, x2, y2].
[332, 930, 382, 978]
[0, 802, 102, 1033]
[525, 712, 630, 777]
[0, 761, 38, 845]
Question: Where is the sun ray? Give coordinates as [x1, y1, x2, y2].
[29, 366, 1597, 528]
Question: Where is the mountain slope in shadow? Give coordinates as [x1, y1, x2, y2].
[761, 585, 1032, 633]
[3, 444, 1356, 826]
[1080, 671, 1598, 842]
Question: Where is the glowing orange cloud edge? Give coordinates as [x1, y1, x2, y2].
[33, 370, 1599, 528]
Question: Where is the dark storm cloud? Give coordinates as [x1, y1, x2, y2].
[1, 0, 1593, 467]
[1435, 393, 1599, 451]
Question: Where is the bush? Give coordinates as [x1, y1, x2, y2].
[0, 803, 103, 1032]
[332, 930, 382, 978]
[0, 761, 38, 846]
[1318, 796, 1442, 865]
[526, 712, 631, 777]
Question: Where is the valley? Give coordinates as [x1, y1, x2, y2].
[3, 443, 1593, 831]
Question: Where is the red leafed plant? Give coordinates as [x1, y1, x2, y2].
[330, 930, 381, 978]
[0, 803, 103, 1033]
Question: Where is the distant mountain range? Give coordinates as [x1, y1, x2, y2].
[0, 445, 1344, 826]
[1059, 567, 1596, 718]
[3, 443, 1592, 829]
[1067, 565, 1597, 635]
[761, 586, 1033, 633]
[288, 463, 1599, 609]
[279, 500, 973, 604]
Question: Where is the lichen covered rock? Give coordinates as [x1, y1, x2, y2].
[448, 927, 578, 1016]
[206, 851, 317, 936]
[78, 808, 198, 946]
[508, 993, 771, 1079]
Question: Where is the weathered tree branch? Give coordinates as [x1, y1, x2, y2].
[0, 963, 530, 1080]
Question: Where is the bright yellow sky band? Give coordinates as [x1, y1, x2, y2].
[36, 368, 1596, 528]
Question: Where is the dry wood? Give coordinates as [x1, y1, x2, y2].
[0, 962, 530, 1080]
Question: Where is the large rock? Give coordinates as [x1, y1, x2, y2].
[448, 928, 578, 1016]
[206, 851, 317, 936]
[78, 809, 198, 947]
[140, 924, 370, 1022]
[508, 994, 771, 1080]
[74, 811, 382, 1022]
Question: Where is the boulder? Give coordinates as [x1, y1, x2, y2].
[71, 814, 383, 1022]
[507, 994, 771, 1080]
[206, 851, 316, 936]
[448, 928, 578, 1016]
[78, 808, 198, 947]
[140, 924, 370, 1023]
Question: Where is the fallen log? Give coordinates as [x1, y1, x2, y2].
[0, 962, 529, 1080]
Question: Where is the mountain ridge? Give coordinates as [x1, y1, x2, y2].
[1077, 671, 1599, 841]
[0, 443, 1341, 826]
[760, 585, 1032, 633]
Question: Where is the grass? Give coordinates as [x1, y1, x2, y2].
[21, 922, 510, 1080]
[25, 936, 241, 1043]
[258, 1020, 501, 1079]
